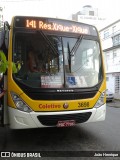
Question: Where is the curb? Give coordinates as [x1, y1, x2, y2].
[107, 100, 120, 108]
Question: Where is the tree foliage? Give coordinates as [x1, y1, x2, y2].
[0, 50, 8, 73]
[0, 50, 21, 74]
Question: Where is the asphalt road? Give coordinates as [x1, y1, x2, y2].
[0, 103, 120, 160]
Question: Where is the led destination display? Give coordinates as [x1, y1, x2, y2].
[14, 16, 97, 35]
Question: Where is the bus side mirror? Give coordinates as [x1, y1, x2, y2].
[0, 21, 10, 49]
[4, 21, 10, 49]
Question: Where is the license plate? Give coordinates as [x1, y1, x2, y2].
[57, 120, 75, 127]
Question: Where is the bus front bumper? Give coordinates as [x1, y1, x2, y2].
[8, 104, 106, 129]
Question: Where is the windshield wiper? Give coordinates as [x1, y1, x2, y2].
[36, 30, 58, 56]
[36, 30, 60, 73]
[67, 42, 71, 73]
[67, 35, 83, 72]
[70, 35, 83, 56]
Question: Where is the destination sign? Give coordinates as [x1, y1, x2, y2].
[26, 19, 89, 34]
[14, 16, 97, 36]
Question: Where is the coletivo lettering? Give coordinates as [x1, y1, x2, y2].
[39, 104, 61, 109]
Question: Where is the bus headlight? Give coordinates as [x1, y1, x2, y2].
[11, 92, 32, 113]
[94, 91, 106, 108]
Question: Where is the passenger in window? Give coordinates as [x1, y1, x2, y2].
[27, 49, 46, 73]
[28, 51, 37, 72]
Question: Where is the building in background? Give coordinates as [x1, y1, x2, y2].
[72, 5, 106, 30]
[100, 19, 120, 99]
[0, 6, 4, 28]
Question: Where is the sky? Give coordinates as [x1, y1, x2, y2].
[1, 0, 120, 29]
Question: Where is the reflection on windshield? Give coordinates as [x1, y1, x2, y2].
[64, 39, 102, 87]
[13, 32, 102, 88]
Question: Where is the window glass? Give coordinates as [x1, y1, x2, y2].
[13, 32, 102, 88]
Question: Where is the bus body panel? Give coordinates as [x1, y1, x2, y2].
[8, 104, 106, 129]
[8, 78, 106, 112]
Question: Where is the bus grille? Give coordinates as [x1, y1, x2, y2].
[27, 92, 96, 100]
[37, 112, 92, 126]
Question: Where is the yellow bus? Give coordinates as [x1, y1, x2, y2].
[0, 16, 106, 129]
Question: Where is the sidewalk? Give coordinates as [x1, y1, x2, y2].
[107, 99, 120, 108]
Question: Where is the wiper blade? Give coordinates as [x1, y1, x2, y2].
[67, 35, 83, 73]
[67, 42, 71, 73]
[36, 30, 58, 56]
[70, 35, 83, 56]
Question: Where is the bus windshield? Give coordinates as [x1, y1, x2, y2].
[13, 31, 102, 88]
